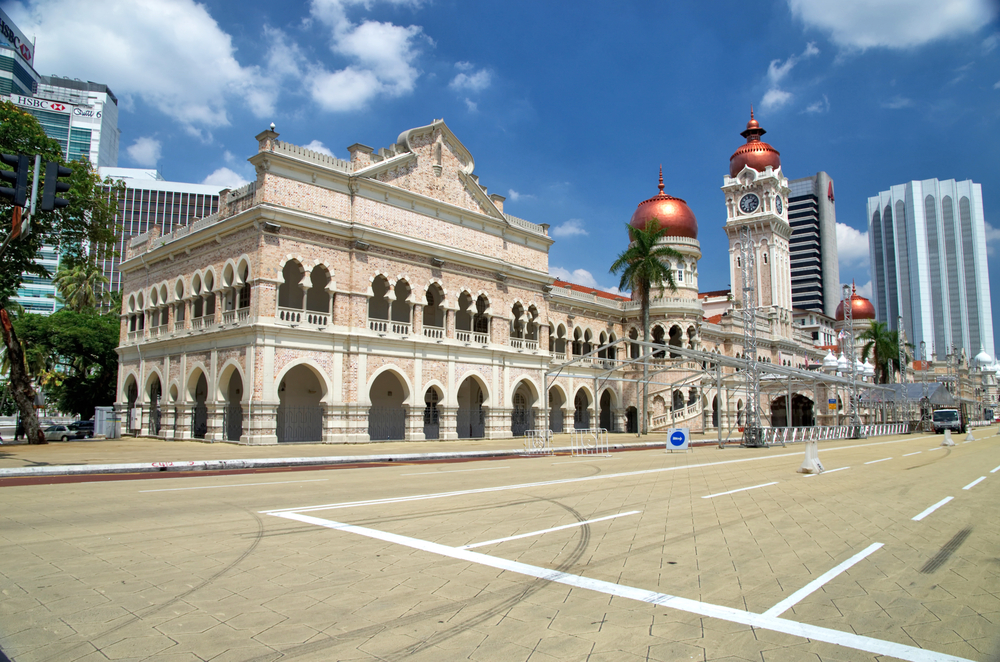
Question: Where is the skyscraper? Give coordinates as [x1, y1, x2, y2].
[788, 172, 840, 318]
[98, 168, 222, 292]
[868, 179, 994, 361]
[0, 7, 38, 97]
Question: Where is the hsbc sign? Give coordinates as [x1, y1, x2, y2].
[0, 8, 33, 68]
[10, 95, 73, 114]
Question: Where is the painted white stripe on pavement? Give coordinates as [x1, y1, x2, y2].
[803, 466, 849, 478]
[912, 496, 954, 521]
[962, 477, 986, 490]
[402, 466, 508, 476]
[992, 464, 1000, 474]
[864, 457, 892, 465]
[928, 447, 943, 451]
[139, 479, 328, 493]
[702, 482, 778, 499]
[260, 435, 940, 516]
[903, 451, 922, 457]
[460, 510, 641, 550]
[763, 543, 883, 617]
[273, 512, 972, 662]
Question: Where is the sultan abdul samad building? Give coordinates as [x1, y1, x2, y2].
[116, 113, 873, 443]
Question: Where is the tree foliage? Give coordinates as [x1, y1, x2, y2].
[54, 260, 110, 312]
[859, 320, 912, 384]
[610, 219, 682, 433]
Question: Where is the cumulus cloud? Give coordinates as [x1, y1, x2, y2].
[9, 0, 272, 130]
[855, 280, 873, 299]
[551, 219, 589, 238]
[985, 222, 1000, 255]
[450, 67, 491, 92]
[787, 0, 998, 51]
[804, 94, 830, 113]
[464, 98, 478, 112]
[549, 266, 600, 289]
[126, 137, 161, 167]
[760, 42, 819, 112]
[307, 0, 427, 111]
[507, 189, 534, 202]
[202, 167, 250, 188]
[303, 140, 335, 157]
[836, 222, 870, 269]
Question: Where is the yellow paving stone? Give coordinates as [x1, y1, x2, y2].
[99, 634, 178, 660]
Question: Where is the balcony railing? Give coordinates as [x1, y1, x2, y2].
[278, 307, 302, 324]
[457, 330, 489, 344]
[423, 325, 444, 339]
[174, 320, 185, 332]
[369, 319, 411, 336]
[191, 317, 205, 330]
[127, 330, 141, 343]
[551, 351, 566, 361]
[509, 338, 538, 351]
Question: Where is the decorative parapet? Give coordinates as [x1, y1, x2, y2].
[504, 213, 548, 235]
[270, 140, 354, 172]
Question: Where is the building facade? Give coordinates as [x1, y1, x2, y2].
[116, 117, 852, 444]
[788, 172, 839, 318]
[0, 7, 38, 97]
[868, 179, 994, 362]
[98, 168, 222, 293]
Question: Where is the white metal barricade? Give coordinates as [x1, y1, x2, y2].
[571, 428, 610, 456]
[522, 429, 553, 455]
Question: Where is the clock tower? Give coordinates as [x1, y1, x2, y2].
[723, 111, 793, 339]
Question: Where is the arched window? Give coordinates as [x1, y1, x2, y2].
[391, 279, 412, 324]
[278, 261, 304, 310]
[423, 284, 445, 331]
[306, 265, 331, 314]
[368, 275, 390, 321]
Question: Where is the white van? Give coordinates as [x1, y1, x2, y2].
[932, 408, 964, 434]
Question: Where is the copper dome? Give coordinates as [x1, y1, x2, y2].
[835, 284, 876, 321]
[629, 167, 698, 240]
[729, 109, 781, 178]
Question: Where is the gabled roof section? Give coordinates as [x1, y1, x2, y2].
[351, 151, 416, 179]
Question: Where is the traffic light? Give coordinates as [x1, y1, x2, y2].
[41, 160, 72, 212]
[0, 153, 29, 207]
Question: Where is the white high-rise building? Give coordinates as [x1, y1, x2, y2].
[867, 179, 994, 362]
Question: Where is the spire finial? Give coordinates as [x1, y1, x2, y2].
[658, 165, 664, 194]
[852, 280, 856, 295]
[750, 104, 754, 120]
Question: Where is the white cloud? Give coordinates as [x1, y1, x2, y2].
[984, 32, 1000, 53]
[464, 98, 478, 112]
[455, 61, 474, 71]
[201, 167, 250, 188]
[303, 140, 335, 157]
[10, 0, 272, 130]
[760, 42, 819, 113]
[836, 222, 870, 268]
[994, 81, 1000, 89]
[761, 88, 793, 111]
[985, 222, 1000, 255]
[855, 280, 873, 299]
[551, 219, 589, 238]
[126, 137, 161, 167]
[549, 266, 600, 289]
[507, 189, 534, 202]
[787, 0, 998, 50]
[307, 0, 427, 111]
[804, 94, 830, 113]
[881, 95, 914, 109]
[450, 68, 491, 92]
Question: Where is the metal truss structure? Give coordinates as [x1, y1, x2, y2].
[738, 225, 764, 447]
[841, 286, 862, 435]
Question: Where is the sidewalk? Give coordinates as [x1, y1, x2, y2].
[0, 430, 738, 477]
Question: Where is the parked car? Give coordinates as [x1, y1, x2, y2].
[43, 425, 77, 442]
[68, 420, 95, 439]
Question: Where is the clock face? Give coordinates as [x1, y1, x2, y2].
[739, 193, 760, 214]
[776, 196, 783, 215]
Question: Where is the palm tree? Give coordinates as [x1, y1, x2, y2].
[859, 321, 912, 383]
[53, 261, 109, 313]
[610, 218, 682, 434]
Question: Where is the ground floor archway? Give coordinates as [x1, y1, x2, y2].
[770, 394, 815, 427]
[223, 370, 244, 442]
[574, 389, 591, 430]
[457, 376, 486, 438]
[278, 365, 324, 442]
[511, 380, 536, 436]
[599, 390, 614, 432]
[369, 370, 406, 441]
[548, 387, 565, 433]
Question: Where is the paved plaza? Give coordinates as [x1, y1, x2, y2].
[0, 430, 998, 661]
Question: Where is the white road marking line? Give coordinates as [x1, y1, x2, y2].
[551, 458, 615, 464]
[903, 451, 922, 457]
[260, 435, 940, 516]
[459, 510, 641, 550]
[962, 477, 986, 490]
[273, 512, 972, 662]
[763, 543, 884, 617]
[702, 482, 778, 499]
[139, 478, 328, 493]
[402, 466, 509, 476]
[991, 464, 1000, 474]
[928, 447, 943, 451]
[864, 457, 892, 465]
[962, 440, 973, 444]
[802, 466, 849, 477]
[912, 496, 954, 521]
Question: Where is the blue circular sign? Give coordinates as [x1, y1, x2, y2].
[670, 430, 686, 446]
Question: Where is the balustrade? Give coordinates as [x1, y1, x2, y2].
[423, 325, 444, 339]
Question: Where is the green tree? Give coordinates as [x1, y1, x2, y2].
[610, 218, 682, 434]
[54, 260, 109, 312]
[859, 321, 912, 384]
[0, 100, 124, 442]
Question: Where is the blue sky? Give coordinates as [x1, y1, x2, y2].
[9, 0, 1000, 356]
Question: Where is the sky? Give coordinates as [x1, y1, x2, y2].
[7, 0, 1000, 357]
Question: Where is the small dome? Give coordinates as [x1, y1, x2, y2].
[862, 359, 874, 378]
[835, 284, 876, 321]
[629, 167, 698, 239]
[729, 108, 781, 178]
[836, 353, 849, 372]
[974, 349, 992, 366]
[822, 350, 838, 369]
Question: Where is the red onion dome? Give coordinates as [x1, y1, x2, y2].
[629, 167, 698, 239]
[729, 108, 781, 178]
[835, 284, 876, 321]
